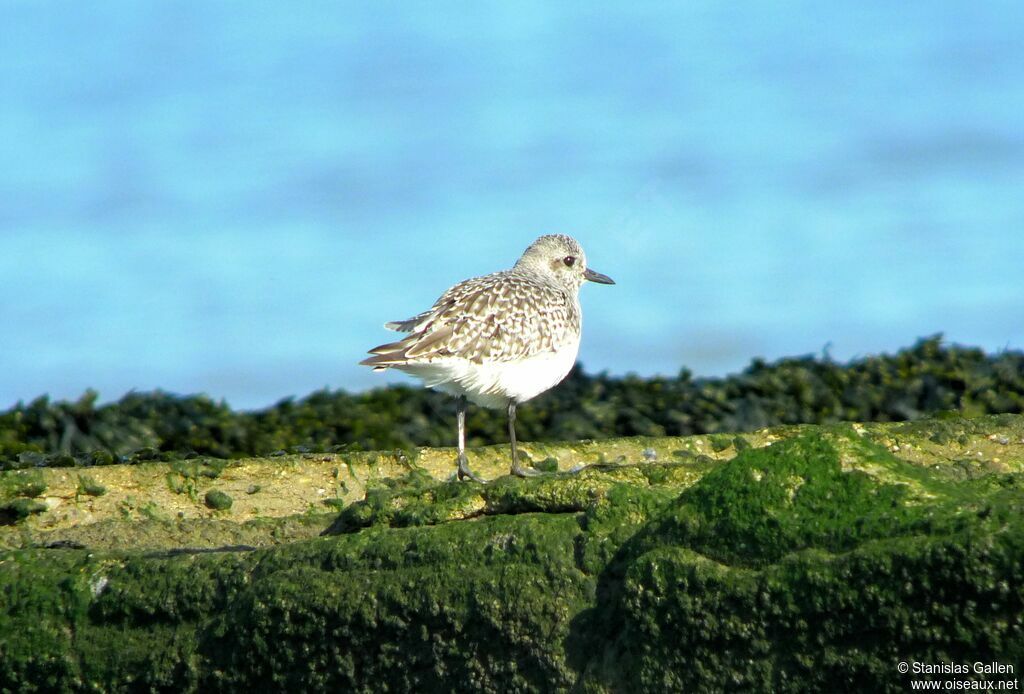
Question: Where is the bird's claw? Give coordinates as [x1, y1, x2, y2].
[510, 464, 544, 478]
[457, 455, 484, 483]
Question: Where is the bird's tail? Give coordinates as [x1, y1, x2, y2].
[359, 337, 413, 370]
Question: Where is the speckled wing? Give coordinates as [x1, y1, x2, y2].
[383, 310, 433, 333]
[360, 271, 580, 369]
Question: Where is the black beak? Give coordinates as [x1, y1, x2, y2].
[584, 268, 615, 285]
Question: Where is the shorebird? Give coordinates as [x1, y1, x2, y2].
[360, 234, 614, 481]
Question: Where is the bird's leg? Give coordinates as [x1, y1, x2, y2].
[508, 400, 541, 477]
[456, 396, 482, 482]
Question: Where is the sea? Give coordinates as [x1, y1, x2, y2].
[2, 1, 1022, 409]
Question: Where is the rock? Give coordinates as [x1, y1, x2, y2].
[204, 489, 233, 510]
[1, 415, 1023, 691]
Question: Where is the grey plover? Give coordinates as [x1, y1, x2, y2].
[360, 234, 614, 481]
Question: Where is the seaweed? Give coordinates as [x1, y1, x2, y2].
[3, 337, 1023, 470]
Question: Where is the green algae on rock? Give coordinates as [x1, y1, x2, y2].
[569, 431, 1024, 690]
[1, 415, 1023, 691]
[204, 489, 233, 511]
[0, 498, 48, 525]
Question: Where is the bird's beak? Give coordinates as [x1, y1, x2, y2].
[584, 268, 615, 285]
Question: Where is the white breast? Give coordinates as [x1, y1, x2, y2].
[397, 335, 581, 409]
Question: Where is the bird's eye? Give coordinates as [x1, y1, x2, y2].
[563, 256, 576, 267]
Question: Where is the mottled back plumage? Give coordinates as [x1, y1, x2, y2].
[362, 270, 580, 368]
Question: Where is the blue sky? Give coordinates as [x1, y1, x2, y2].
[2, 2, 1023, 409]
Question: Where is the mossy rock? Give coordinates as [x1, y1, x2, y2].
[204, 489, 233, 511]
[570, 432, 1024, 691]
[0, 498, 47, 525]
[1, 416, 1023, 691]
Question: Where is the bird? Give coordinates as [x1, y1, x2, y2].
[360, 234, 614, 481]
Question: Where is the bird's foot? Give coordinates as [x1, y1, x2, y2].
[510, 462, 544, 478]
[457, 454, 484, 483]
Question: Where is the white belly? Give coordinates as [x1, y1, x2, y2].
[397, 337, 580, 409]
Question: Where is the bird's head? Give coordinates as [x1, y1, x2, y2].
[514, 234, 615, 290]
